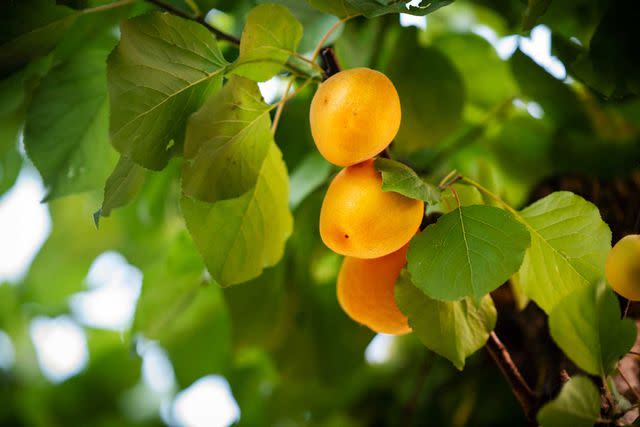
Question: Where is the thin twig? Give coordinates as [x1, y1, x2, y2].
[623, 299, 632, 319]
[82, 0, 135, 14]
[271, 78, 295, 134]
[310, 17, 351, 61]
[618, 366, 640, 402]
[486, 331, 538, 419]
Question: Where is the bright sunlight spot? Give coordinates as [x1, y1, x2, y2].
[30, 316, 88, 383]
[512, 99, 545, 119]
[258, 76, 288, 105]
[471, 25, 518, 59]
[70, 251, 142, 332]
[0, 330, 15, 370]
[399, 13, 427, 30]
[365, 334, 396, 365]
[140, 340, 176, 394]
[172, 376, 240, 427]
[0, 168, 51, 283]
[519, 25, 566, 79]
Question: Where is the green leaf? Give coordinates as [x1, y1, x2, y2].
[182, 76, 272, 203]
[107, 12, 228, 170]
[537, 376, 600, 427]
[133, 233, 231, 387]
[347, 0, 453, 17]
[96, 156, 147, 224]
[512, 192, 612, 313]
[289, 152, 332, 210]
[24, 38, 118, 200]
[259, 0, 342, 53]
[385, 27, 465, 154]
[0, 0, 76, 77]
[510, 50, 588, 127]
[408, 205, 530, 301]
[181, 142, 293, 286]
[395, 271, 496, 369]
[230, 4, 303, 82]
[549, 281, 636, 376]
[0, 111, 23, 197]
[434, 33, 517, 109]
[305, 0, 359, 18]
[374, 157, 440, 203]
[223, 264, 290, 349]
[307, 0, 452, 18]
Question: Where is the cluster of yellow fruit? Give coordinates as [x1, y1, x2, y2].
[309, 68, 424, 335]
[606, 234, 640, 301]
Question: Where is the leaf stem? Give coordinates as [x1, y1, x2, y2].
[485, 331, 538, 419]
[460, 176, 520, 217]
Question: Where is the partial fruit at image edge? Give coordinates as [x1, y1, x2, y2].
[320, 159, 424, 259]
[309, 67, 401, 167]
[606, 234, 640, 301]
[338, 244, 411, 335]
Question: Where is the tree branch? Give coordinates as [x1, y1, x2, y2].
[486, 331, 539, 419]
[145, 0, 240, 44]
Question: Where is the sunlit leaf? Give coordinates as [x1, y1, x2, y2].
[512, 191, 612, 313]
[408, 205, 530, 301]
[107, 12, 228, 170]
[25, 37, 118, 200]
[230, 4, 303, 82]
[182, 76, 272, 203]
[182, 143, 293, 286]
[549, 281, 636, 376]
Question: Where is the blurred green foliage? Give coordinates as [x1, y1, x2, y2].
[1, 0, 639, 426]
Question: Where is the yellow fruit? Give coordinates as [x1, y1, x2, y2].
[337, 244, 411, 335]
[320, 159, 424, 259]
[309, 68, 401, 166]
[605, 234, 640, 301]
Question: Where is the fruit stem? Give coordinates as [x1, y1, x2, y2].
[486, 331, 539, 419]
[320, 47, 342, 79]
